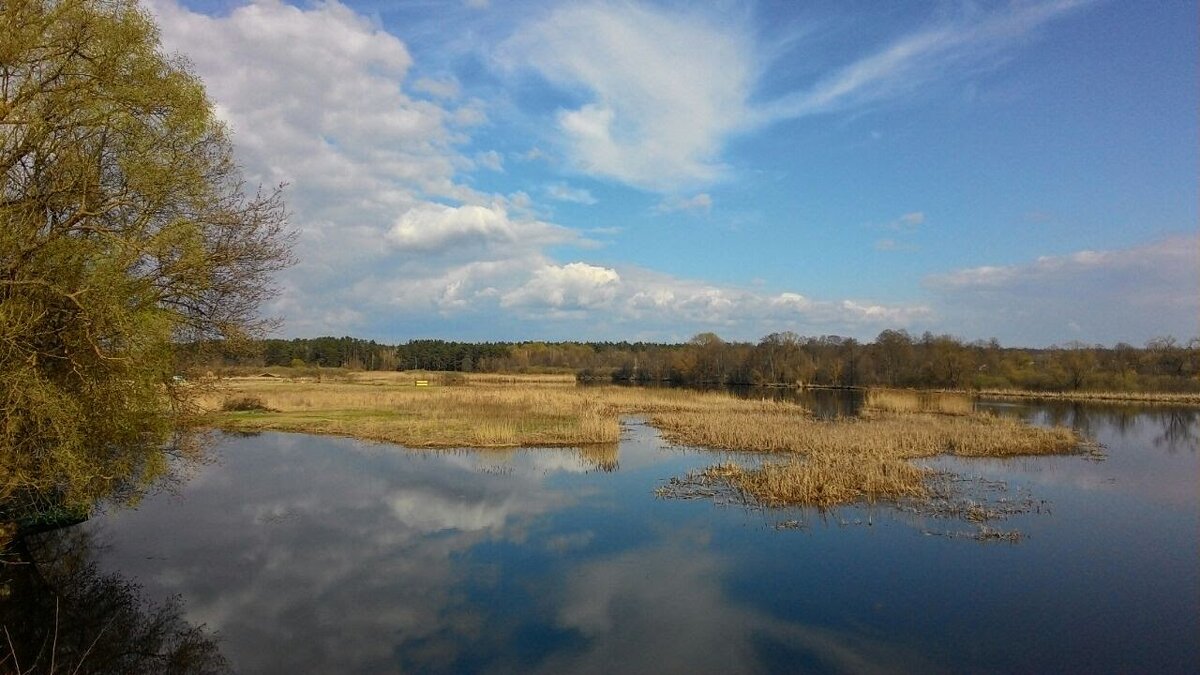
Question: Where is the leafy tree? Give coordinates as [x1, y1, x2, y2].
[1, 0, 292, 527]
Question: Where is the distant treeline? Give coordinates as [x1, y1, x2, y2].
[187, 331, 1200, 393]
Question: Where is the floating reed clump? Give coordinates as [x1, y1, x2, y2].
[685, 455, 931, 508]
[865, 388, 974, 415]
[650, 409, 1077, 459]
[653, 405, 1083, 508]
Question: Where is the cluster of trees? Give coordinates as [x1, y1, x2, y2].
[208, 331, 1200, 393]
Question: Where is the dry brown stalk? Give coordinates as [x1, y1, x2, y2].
[204, 374, 1085, 509]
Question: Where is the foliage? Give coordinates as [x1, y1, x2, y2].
[1, 0, 292, 525]
[199, 331, 1200, 396]
[220, 395, 270, 412]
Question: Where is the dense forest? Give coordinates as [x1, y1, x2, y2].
[185, 331, 1200, 394]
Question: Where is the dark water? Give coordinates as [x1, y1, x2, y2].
[20, 399, 1200, 673]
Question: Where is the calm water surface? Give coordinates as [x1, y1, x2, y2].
[31, 398, 1200, 673]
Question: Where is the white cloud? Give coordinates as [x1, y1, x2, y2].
[149, 0, 477, 219]
[925, 234, 1199, 345]
[497, 2, 756, 191]
[762, 0, 1092, 119]
[498, 1, 1089, 193]
[386, 202, 573, 253]
[497, 263, 932, 334]
[474, 150, 504, 171]
[502, 262, 621, 311]
[413, 75, 462, 100]
[655, 193, 713, 214]
[545, 182, 598, 205]
[144, 0, 941, 341]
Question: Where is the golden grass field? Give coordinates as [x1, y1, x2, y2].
[202, 371, 792, 448]
[203, 372, 1086, 508]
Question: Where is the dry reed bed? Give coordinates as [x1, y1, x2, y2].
[652, 408, 1081, 508]
[864, 388, 975, 415]
[973, 388, 1200, 406]
[205, 378, 793, 448]
[207, 376, 1085, 509]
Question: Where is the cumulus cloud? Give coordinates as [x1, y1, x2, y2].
[497, 2, 755, 191]
[149, 0, 482, 217]
[502, 263, 621, 311]
[499, 264, 931, 334]
[924, 234, 1199, 345]
[386, 202, 574, 253]
[146, 0, 938, 341]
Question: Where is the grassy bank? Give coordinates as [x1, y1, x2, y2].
[972, 388, 1200, 406]
[204, 374, 1086, 509]
[203, 372, 791, 448]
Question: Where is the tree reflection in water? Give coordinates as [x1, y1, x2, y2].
[0, 528, 228, 674]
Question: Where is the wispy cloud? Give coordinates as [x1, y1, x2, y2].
[760, 0, 1092, 120]
[498, 0, 1089, 192]
[474, 150, 504, 172]
[545, 182, 598, 205]
[654, 193, 713, 214]
[925, 234, 1199, 344]
[874, 238, 918, 252]
[497, 2, 756, 191]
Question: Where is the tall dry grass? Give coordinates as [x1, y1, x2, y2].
[678, 456, 931, 508]
[204, 377, 795, 448]
[652, 408, 1078, 459]
[973, 388, 1200, 405]
[865, 388, 974, 415]
[205, 375, 1085, 509]
[652, 405, 1081, 508]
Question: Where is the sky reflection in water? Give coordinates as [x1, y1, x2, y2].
[71, 401, 1199, 674]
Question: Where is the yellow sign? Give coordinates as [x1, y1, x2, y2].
[415, 380, 430, 387]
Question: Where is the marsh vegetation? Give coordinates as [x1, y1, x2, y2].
[207, 374, 1087, 511]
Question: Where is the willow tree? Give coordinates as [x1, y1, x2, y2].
[1, 0, 292, 528]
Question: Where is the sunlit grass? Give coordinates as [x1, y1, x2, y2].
[202, 376, 788, 448]
[865, 388, 974, 415]
[653, 407, 1081, 508]
[204, 373, 1086, 509]
[973, 388, 1200, 405]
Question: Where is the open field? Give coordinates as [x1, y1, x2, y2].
[203, 373, 1086, 508]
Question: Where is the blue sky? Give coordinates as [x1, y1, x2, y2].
[150, 0, 1197, 346]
